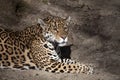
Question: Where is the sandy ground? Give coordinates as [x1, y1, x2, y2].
[0, 0, 120, 80]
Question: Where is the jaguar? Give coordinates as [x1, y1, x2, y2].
[0, 15, 94, 74]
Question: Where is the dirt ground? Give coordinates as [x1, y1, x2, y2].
[0, 0, 120, 80]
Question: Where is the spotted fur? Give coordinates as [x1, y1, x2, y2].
[0, 15, 94, 74]
[30, 36, 93, 74]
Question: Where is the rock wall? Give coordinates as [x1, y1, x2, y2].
[0, 0, 120, 80]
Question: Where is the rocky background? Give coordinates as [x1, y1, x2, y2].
[0, 0, 120, 80]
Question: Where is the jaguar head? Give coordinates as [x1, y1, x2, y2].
[38, 16, 71, 46]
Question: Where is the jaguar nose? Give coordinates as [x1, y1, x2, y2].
[61, 36, 66, 40]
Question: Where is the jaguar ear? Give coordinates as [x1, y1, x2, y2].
[38, 18, 47, 30]
[65, 16, 71, 25]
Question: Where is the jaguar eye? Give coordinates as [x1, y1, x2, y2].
[54, 30, 58, 33]
[53, 28, 58, 32]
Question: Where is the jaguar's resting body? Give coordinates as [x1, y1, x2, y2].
[0, 16, 94, 74]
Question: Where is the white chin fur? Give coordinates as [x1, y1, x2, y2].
[56, 37, 68, 46]
[58, 42, 67, 47]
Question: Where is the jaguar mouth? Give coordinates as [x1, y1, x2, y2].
[58, 42, 67, 46]
[53, 40, 64, 46]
